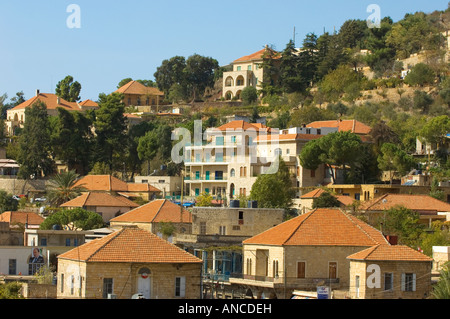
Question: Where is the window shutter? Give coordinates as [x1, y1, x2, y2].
[180, 277, 186, 298]
[401, 274, 405, 291]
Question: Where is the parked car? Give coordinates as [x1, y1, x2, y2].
[34, 197, 47, 203]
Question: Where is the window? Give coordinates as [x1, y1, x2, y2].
[239, 211, 244, 220]
[402, 273, 416, 292]
[195, 171, 200, 180]
[246, 258, 252, 275]
[310, 170, 316, 178]
[384, 273, 394, 291]
[297, 262, 306, 278]
[329, 262, 337, 279]
[248, 65, 252, 71]
[355, 276, 360, 298]
[215, 171, 223, 181]
[237, 66, 241, 71]
[231, 136, 236, 143]
[102, 278, 114, 299]
[66, 238, 71, 246]
[200, 222, 206, 235]
[40, 238, 47, 246]
[216, 136, 224, 146]
[175, 277, 186, 297]
[219, 226, 226, 235]
[74, 238, 79, 247]
[273, 260, 279, 278]
[8, 259, 16, 275]
[71, 275, 75, 295]
[230, 169, 235, 178]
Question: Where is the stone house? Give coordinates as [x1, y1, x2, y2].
[222, 46, 281, 100]
[59, 192, 139, 224]
[174, 206, 285, 280]
[229, 208, 390, 299]
[115, 80, 164, 109]
[72, 174, 161, 200]
[358, 193, 450, 227]
[347, 245, 433, 299]
[109, 199, 192, 239]
[56, 226, 203, 299]
[6, 90, 98, 136]
[0, 212, 45, 246]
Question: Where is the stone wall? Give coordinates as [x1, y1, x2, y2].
[349, 259, 432, 299]
[57, 260, 202, 299]
[0, 178, 47, 196]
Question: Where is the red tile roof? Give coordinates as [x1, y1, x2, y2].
[115, 80, 164, 96]
[57, 226, 202, 263]
[256, 133, 322, 142]
[243, 208, 389, 247]
[347, 244, 433, 262]
[11, 93, 82, 111]
[60, 192, 139, 208]
[73, 175, 161, 194]
[110, 199, 191, 224]
[78, 99, 98, 107]
[359, 194, 450, 214]
[217, 120, 272, 132]
[234, 48, 281, 63]
[307, 120, 372, 135]
[0, 211, 44, 226]
[301, 189, 355, 206]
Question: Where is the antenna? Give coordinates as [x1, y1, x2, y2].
[293, 26, 297, 46]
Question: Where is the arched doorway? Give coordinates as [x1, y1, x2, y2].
[230, 183, 235, 199]
[137, 267, 151, 299]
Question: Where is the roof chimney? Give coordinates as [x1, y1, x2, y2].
[36, 89, 40, 97]
[57, 96, 61, 105]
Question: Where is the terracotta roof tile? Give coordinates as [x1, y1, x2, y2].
[0, 211, 44, 226]
[110, 199, 191, 223]
[115, 80, 164, 96]
[306, 120, 372, 135]
[360, 194, 450, 213]
[234, 48, 281, 63]
[243, 208, 389, 247]
[347, 245, 433, 262]
[11, 93, 82, 111]
[60, 192, 139, 208]
[127, 183, 161, 193]
[57, 226, 202, 263]
[73, 175, 129, 192]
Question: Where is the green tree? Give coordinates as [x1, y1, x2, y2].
[319, 65, 362, 102]
[55, 75, 82, 102]
[279, 40, 305, 93]
[299, 131, 363, 184]
[196, 192, 213, 207]
[377, 143, 416, 184]
[154, 56, 188, 96]
[378, 206, 425, 248]
[312, 191, 341, 209]
[184, 54, 219, 101]
[39, 208, 105, 231]
[51, 108, 93, 175]
[241, 86, 258, 105]
[137, 130, 159, 175]
[0, 190, 18, 213]
[404, 63, 436, 87]
[431, 262, 450, 299]
[258, 45, 281, 97]
[338, 19, 368, 49]
[0, 282, 23, 299]
[420, 115, 450, 150]
[93, 93, 127, 171]
[250, 157, 294, 209]
[117, 78, 133, 88]
[46, 170, 87, 207]
[16, 101, 55, 179]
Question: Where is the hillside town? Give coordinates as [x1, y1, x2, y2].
[1, 5, 450, 302]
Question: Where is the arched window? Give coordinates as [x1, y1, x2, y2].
[230, 169, 235, 177]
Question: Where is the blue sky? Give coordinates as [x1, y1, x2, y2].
[0, 0, 448, 101]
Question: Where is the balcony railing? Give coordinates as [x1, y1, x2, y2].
[229, 274, 340, 288]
